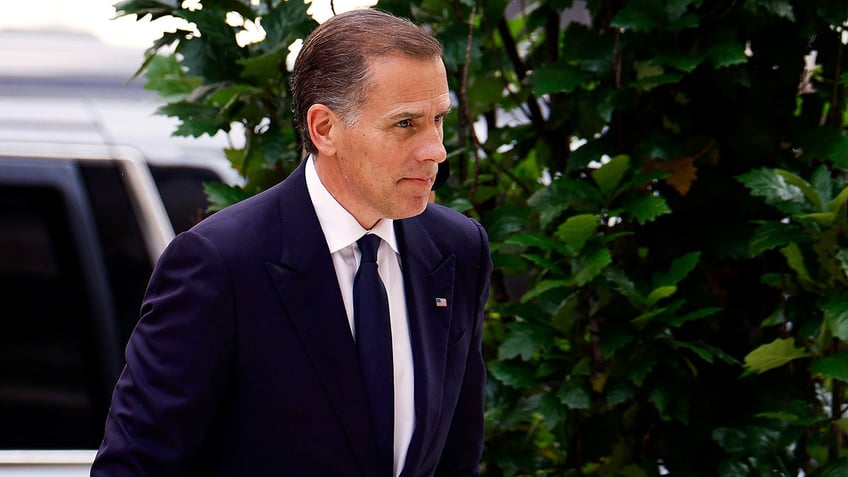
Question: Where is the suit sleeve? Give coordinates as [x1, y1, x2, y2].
[435, 219, 493, 476]
[91, 231, 235, 476]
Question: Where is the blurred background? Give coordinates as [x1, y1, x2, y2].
[0, 0, 372, 161]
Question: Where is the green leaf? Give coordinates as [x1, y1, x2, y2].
[520, 253, 566, 276]
[537, 392, 567, 429]
[238, 44, 287, 81]
[557, 378, 591, 410]
[521, 279, 573, 303]
[604, 267, 646, 308]
[665, 307, 721, 328]
[634, 60, 664, 81]
[157, 102, 229, 137]
[484, 205, 528, 242]
[742, 338, 809, 375]
[624, 195, 672, 225]
[444, 198, 473, 213]
[749, 221, 809, 255]
[555, 214, 599, 253]
[646, 286, 677, 307]
[707, 37, 748, 69]
[800, 212, 836, 226]
[599, 324, 636, 358]
[592, 154, 630, 197]
[809, 351, 848, 382]
[811, 166, 833, 206]
[605, 380, 635, 407]
[648, 384, 674, 418]
[780, 243, 813, 284]
[504, 232, 569, 255]
[144, 53, 202, 101]
[655, 51, 705, 73]
[574, 247, 613, 286]
[828, 184, 848, 212]
[489, 361, 537, 388]
[203, 182, 249, 212]
[611, 0, 665, 32]
[631, 306, 669, 326]
[838, 248, 848, 280]
[775, 169, 822, 211]
[498, 322, 554, 361]
[260, 0, 316, 49]
[794, 127, 848, 169]
[628, 353, 658, 385]
[177, 10, 244, 82]
[821, 294, 848, 341]
[737, 168, 806, 214]
[674, 340, 718, 363]
[654, 252, 701, 288]
[113, 0, 180, 21]
[527, 60, 591, 95]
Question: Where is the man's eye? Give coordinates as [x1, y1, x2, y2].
[397, 119, 412, 128]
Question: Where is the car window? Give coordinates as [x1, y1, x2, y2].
[78, 160, 154, 343]
[148, 164, 221, 234]
[0, 157, 160, 449]
[0, 184, 101, 448]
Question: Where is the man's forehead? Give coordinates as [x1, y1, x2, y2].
[382, 90, 451, 112]
[363, 56, 450, 110]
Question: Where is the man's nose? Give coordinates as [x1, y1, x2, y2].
[417, 126, 447, 163]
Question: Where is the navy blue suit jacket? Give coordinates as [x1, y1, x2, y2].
[91, 161, 492, 476]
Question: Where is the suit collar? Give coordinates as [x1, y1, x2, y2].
[395, 215, 456, 475]
[265, 162, 380, 475]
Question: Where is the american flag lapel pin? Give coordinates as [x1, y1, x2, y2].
[435, 297, 448, 308]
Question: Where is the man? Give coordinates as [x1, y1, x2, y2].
[91, 8, 492, 477]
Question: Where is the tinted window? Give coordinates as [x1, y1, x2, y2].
[79, 161, 153, 343]
[0, 185, 100, 448]
[0, 158, 161, 449]
[149, 165, 220, 233]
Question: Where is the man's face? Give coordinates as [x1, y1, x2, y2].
[319, 54, 450, 229]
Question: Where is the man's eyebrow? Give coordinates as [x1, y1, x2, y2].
[388, 111, 424, 121]
[388, 107, 453, 121]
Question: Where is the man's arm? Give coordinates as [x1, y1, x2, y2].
[91, 231, 235, 476]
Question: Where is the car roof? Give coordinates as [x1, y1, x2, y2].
[0, 29, 241, 185]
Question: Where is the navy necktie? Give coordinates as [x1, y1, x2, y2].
[354, 234, 394, 476]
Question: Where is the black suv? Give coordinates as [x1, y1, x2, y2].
[0, 30, 239, 471]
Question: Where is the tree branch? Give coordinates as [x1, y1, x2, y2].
[496, 17, 546, 129]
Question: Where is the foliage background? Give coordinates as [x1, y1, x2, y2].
[116, 0, 848, 474]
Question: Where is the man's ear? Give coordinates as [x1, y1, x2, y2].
[306, 104, 339, 156]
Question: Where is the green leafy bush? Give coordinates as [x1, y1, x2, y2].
[117, 0, 848, 474]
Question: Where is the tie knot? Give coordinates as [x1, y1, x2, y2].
[357, 234, 381, 263]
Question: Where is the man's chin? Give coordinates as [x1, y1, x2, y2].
[391, 200, 430, 220]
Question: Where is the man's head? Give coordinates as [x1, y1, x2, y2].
[291, 9, 443, 156]
[292, 9, 450, 228]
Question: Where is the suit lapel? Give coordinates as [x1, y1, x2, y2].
[263, 164, 378, 476]
[396, 215, 456, 475]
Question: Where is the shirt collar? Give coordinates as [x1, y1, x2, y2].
[305, 155, 398, 254]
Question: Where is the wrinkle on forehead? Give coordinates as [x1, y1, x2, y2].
[364, 55, 450, 120]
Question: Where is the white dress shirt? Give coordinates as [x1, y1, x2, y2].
[305, 156, 415, 477]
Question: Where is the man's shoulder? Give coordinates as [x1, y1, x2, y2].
[191, 165, 306, 237]
[409, 202, 488, 251]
